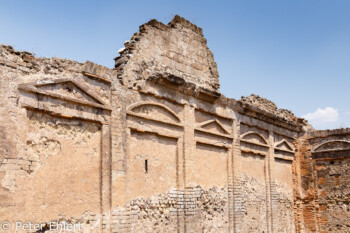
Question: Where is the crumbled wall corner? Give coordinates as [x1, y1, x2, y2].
[113, 15, 220, 92]
[240, 94, 308, 125]
[0, 44, 86, 75]
[293, 128, 350, 233]
[0, 45, 119, 86]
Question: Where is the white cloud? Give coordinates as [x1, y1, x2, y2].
[302, 107, 339, 129]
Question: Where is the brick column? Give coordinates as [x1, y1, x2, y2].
[232, 120, 243, 233]
[101, 123, 112, 233]
[183, 103, 197, 232]
[266, 130, 274, 233]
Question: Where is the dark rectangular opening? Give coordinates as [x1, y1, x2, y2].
[145, 159, 148, 174]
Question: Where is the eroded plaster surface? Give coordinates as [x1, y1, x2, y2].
[0, 15, 348, 233]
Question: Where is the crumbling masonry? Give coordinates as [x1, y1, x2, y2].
[0, 15, 349, 232]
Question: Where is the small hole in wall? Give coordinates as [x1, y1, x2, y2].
[330, 161, 335, 165]
[145, 159, 148, 174]
[65, 86, 73, 93]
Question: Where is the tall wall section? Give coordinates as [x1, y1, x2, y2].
[110, 15, 305, 233]
[0, 44, 118, 232]
[294, 129, 350, 233]
[0, 15, 327, 233]
[114, 15, 220, 92]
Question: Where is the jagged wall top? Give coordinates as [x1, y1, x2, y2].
[240, 94, 308, 127]
[114, 15, 220, 92]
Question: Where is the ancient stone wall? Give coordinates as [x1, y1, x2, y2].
[294, 129, 350, 232]
[0, 44, 118, 232]
[232, 112, 299, 233]
[114, 15, 220, 92]
[0, 15, 348, 233]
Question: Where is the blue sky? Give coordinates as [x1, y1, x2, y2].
[1, 0, 350, 129]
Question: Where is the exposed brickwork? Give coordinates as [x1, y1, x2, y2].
[0, 15, 348, 233]
[114, 15, 220, 92]
[294, 130, 350, 233]
[294, 137, 320, 232]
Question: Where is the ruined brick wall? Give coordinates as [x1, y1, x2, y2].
[232, 111, 300, 233]
[293, 137, 319, 233]
[294, 129, 350, 233]
[114, 15, 220, 92]
[0, 44, 118, 232]
[1, 15, 347, 233]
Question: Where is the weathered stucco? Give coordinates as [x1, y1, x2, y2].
[0, 15, 349, 233]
